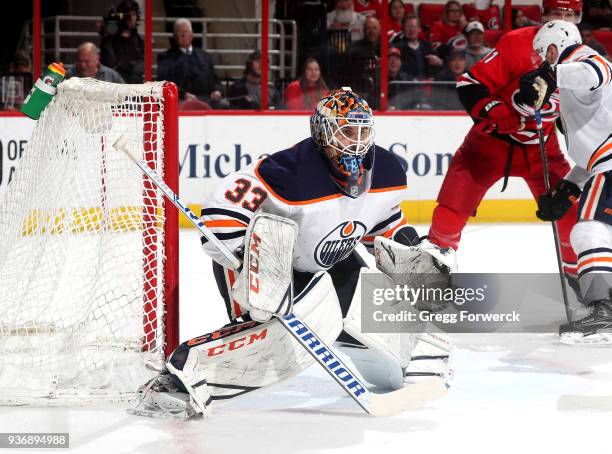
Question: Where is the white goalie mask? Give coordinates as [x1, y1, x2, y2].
[310, 87, 375, 198]
[533, 20, 582, 68]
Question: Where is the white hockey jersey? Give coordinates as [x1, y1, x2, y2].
[200, 138, 408, 274]
[555, 45, 612, 179]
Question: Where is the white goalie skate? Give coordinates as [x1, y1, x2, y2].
[127, 370, 211, 421]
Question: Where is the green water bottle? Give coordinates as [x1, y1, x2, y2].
[21, 62, 65, 120]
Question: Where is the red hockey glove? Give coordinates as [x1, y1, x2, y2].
[482, 101, 523, 134]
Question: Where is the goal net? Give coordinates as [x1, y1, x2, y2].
[0, 78, 179, 404]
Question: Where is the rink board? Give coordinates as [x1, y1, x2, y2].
[0, 113, 560, 224]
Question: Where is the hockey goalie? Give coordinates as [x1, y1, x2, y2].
[130, 88, 455, 419]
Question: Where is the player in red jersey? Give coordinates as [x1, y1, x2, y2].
[428, 0, 583, 291]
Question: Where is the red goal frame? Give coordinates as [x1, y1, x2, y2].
[143, 82, 179, 358]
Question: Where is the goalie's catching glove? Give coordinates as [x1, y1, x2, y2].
[374, 236, 457, 312]
[536, 179, 581, 222]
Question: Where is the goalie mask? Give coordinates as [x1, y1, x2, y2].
[310, 87, 375, 198]
[534, 20, 582, 68]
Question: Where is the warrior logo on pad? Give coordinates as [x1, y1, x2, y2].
[314, 221, 366, 268]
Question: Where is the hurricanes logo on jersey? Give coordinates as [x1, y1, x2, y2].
[314, 221, 367, 268]
[512, 89, 559, 121]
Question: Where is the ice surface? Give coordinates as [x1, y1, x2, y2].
[2, 224, 612, 454]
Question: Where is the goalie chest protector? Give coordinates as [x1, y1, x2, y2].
[201, 138, 408, 273]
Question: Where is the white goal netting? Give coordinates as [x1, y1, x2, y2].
[0, 78, 177, 404]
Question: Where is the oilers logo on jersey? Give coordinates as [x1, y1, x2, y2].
[314, 221, 367, 268]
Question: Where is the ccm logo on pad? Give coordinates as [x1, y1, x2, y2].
[206, 329, 268, 357]
[249, 232, 262, 293]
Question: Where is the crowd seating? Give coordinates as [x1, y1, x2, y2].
[593, 30, 612, 56]
[418, 3, 445, 31]
[6, 2, 612, 112]
[512, 4, 542, 22]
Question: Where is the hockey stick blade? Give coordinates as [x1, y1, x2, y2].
[368, 377, 448, 416]
[117, 133, 445, 416]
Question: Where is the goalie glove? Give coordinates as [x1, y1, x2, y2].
[374, 236, 457, 312]
[536, 179, 581, 222]
[231, 213, 297, 323]
[518, 62, 557, 109]
[375, 236, 457, 277]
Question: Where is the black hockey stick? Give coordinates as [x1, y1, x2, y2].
[114, 133, 447, 416]
[534, 110, 572, 321]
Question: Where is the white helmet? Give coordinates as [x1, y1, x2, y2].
[533, 20, 582, 68]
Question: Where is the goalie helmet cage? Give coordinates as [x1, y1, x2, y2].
[0, 78, 179, 405]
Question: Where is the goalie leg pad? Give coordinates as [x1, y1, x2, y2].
[167, 271, 343, 407]
[341, 268, 454, 390]
[404, 333, 455, 387]
[341, 268, 417, 390]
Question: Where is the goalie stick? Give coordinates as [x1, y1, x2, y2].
[114, 133, 447, 416]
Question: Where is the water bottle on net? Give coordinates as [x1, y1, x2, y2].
[21, 62, 65, 120]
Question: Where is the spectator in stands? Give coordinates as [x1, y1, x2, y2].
[352, 0, 382, 17]
[157, 19, 223, 106]
[511, 9, 538, 29]
[464, 21, 492, 69]
[389, 0, 406, 34]
[67, 42, 125, 83]
[350, 16, 382, 74]
[583, 0, 612, 30]
[8, 50, 31, 74]
[99, 0, 144, 83]
[432, 50, 466, 109]
[388, 47, 409, 82]
[434, 50, 467, 81]
[327, 0, 366, 42]
[229, 50, 280, 110]
[284, 57, 329, 110]
[429, 0, 468, 58]
[580, 22, 609, 58]
[390, 15, 443, 80]
[464, 0, 500, 30]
